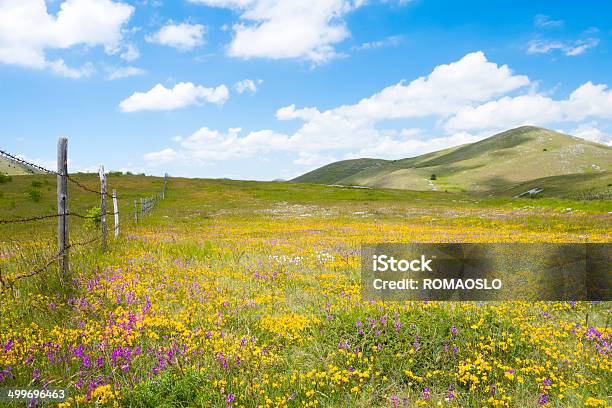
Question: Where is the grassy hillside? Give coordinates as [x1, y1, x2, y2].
[0, 156, 40, 175]
[292, 158, 389, 184]
[294, 126, 612, 196]
[493, 171, 612, 200]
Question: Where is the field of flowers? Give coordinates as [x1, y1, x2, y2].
[1, 176, 611, 407]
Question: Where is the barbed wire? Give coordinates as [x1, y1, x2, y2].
[1, 148, 114, 198]
[1, 146, 166, 290]
[0, 213, 62, 224]
[0, 234, 102, 290]
[0, 149, 57, 175]
[67, 175, 113, 198]
[68, 211, 118, 219]
[0, 211, 119, 224]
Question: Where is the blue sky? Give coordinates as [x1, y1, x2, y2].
[0, 0, 611, 180]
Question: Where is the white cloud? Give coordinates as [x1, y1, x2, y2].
[145, 127, 289, 162]
[294, 152, 337, 166]
[144, 148, 180, 164]
[353, 35, 402, 50]
[120, 43, 140, 61]
[106, 66, 146, 80]
[564, 38, 599, 56]
[0, 0, 134, 76]
[527, 37, 599, 56]
[145, 22, 205, 51]
[145, 51, 531, 163]
[445, 94, 562, 132]
[534, 15, 563, 28]
[119, 82, 229, 112]
[234, 78, 263, 93]
[400, 128, 421, 138]
[445, 82, 612, 132]
[189, 0, 363, 63]
[571, 123, 612, 146]
[180, 127, 288, 160]
[143, 51, 612, 170]
[278, 51, 529, 124]
[353, 131, 483, 159]
[47, 59, 95, 79]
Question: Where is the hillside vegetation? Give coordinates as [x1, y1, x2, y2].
[292, 126, 612, 197]
[0, 156, 41, 175]
[292, 158, 390, 184]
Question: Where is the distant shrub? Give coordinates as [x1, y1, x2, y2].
[543, 148, 547, 151]
[430, 174, 437, 180]
[27, 188, 42, 202]
[109, 171, 123, 177]
[31, 180, 43, 188]
[125, 171, 134, 176]
[0, 173, 11, 183]
[85, 207, 102, 229]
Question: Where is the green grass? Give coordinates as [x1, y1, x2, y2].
[1, 175, 611, 407]
[2, 174, 610, 238]
[492, 171, 612, 200]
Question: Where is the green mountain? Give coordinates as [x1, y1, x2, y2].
[292, 158, 390, 184]
[0, 155, 42, 175]
[493, 171, 612, 200]
[291, 126, 612, 196]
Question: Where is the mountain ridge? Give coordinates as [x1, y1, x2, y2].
[291, 126, 612, 197]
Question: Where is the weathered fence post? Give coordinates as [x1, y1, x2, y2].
[162, 173, 167, 199]
[140, 198, 144, 218]
[57, 137, 69, 278]
[134, 200, 138, 223]
[112, 189, 119, 239]
[99, 166, 107, 252]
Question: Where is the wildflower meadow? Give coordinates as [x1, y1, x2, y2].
[1, 175, 610, 407]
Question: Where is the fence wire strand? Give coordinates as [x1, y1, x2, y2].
[0, 149, 57, 175]
[0, 211, 118, 224]
[1, 234, 102, 290]
[1, 146, 167, 290]
[0, 148, 112, 197]
[0, 213, 62, 224]
[67, 175, 113, 198]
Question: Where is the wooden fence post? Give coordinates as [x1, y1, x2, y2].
[112, 189, 119, 239]
[134, 200, 138, 223]
[140, 198, 144, 218]
[99, 166, 107, 252]
[57, 137, 69, 279]
[162, 173, 167, 199]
